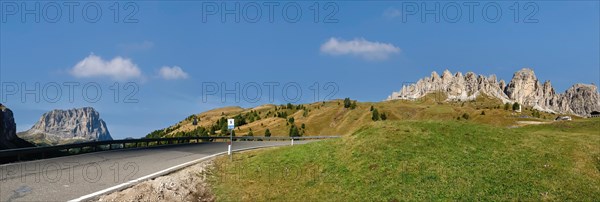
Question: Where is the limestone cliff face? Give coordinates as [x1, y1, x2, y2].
[387, 68, 600, 117]
[19, 107, 113, 144]
[556, 84, 600, 116]
[388, 70, 511, 103]
[504, 68, 542, 105]
[0, 104, 35, 150]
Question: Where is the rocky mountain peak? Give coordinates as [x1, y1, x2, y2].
[387, 68, 600, 117]
[442, 69, 452, 78]
[504, 68, 542, 105]
[20, 107, 113, 144]
[431, 71, 440, 81]
[516, 68, 536, 77]
[561, 84, 600, 116]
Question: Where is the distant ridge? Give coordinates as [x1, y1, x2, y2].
[387, 68, 600, 117]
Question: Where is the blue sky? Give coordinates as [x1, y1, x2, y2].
[1, 1, 598, 139]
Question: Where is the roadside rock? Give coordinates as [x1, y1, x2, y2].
[0, 104, 35, 150]
[97, 160, 215, 202]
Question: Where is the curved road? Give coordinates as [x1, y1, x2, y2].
[0, 141, 311, 202]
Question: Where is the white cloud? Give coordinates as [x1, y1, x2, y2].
[158, 66, 189, 80]
[70, 54, 142, 80]
[320, 37, 400, 61]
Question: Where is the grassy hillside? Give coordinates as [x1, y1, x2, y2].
[148, 93, 564, 138]
[209, 119, 600, 201]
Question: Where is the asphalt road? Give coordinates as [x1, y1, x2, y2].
[0, 140, 310, 202]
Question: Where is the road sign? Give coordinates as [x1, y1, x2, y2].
[227, 119, 235, 130]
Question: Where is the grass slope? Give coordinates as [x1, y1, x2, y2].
[209, 119, 600, 201]
[155, 93, 562, 138]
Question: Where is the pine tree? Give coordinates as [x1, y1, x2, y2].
[372, 109, 380, 121]
[380, 112, 387, 120]
[220, 124, 227, 136]
[289, 125, 300, 137]
[512, 102, 521, 111]
[198, 127, 208, 137]
[209, 126, 216, 135]
[343, 98, 353, 108]
[264, 128, 272, 137]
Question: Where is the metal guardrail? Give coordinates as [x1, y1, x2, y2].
[0, 136, 340, 163]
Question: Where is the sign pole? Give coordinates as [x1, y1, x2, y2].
[229, 128, 232, 160]
[227, 119, 235, 161]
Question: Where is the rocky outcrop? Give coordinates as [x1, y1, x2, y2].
[556, 84, 600, 116]
[387, 68, 600, 117]
[388, 69, 511, 103]
[0, 104, 35, 150]
[503, 69, 600, 115]
[504, 68, 541, 105]
[19, 107, 113, 145]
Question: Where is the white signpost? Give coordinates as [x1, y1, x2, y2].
[227, 119, 235, 130]
[227, 119, 234, 156]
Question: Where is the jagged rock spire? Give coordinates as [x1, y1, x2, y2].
[387, 68, 600, 117]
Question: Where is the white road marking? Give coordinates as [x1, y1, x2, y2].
[68, 144, 290, 202]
